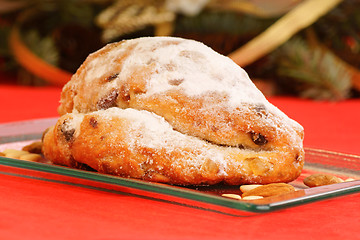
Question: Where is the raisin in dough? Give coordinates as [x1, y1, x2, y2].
[43, 37, 305, 185]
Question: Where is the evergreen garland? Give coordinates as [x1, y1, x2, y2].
[22, 29, 59, 66]
[1, 0, 359, 100]
[275, 37, 352, 100]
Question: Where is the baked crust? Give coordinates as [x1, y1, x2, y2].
[42, 108, 303, 185]
[43, 37, 305, 185]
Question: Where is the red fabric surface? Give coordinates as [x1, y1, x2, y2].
[0, 84, 61, 122]
[1, 173, 359, 240]
[1, 83, 360, 240]
[270, 98, 360, 155]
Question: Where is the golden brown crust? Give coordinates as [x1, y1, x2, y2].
[58, 37, 303, 150]
[43, 37, 305, 185]
[42, 109, 303, 185]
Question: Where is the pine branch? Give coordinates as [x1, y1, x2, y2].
[174, 10, 275, 35]
[276, 37, 352, 100]
[21, 29, 59, 66]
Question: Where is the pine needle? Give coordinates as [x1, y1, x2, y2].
[276, 38, 352, 101]
[22, 29, 59, 66]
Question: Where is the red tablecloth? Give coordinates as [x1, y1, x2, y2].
[0, 84, 359, 240]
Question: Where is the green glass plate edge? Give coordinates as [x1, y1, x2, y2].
[1, 154, 360, 213]
[0, 155, 262, 212]
[1, 127, 360, 213]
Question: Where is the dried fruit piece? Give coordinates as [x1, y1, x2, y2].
[168, 78, 184, 86]
[60, 119, 75, 142]
[222, 194, 242, 200]
[89, 117, 98, 128]
[242, 183, 295, 197]
[105, 73, 119, 81]
[97, 89, 119, 110]
[303, 174, 343, 187]
[250, 132, 268, 145]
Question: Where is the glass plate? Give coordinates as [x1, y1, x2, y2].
[1, 118, 359, 216]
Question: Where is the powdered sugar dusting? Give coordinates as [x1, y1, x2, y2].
[121, 37, 267, 104]
[66, 36, 303, 151]
[93, 107, 228, 172]
[80, 37, 299, 129]
[78, 37, 266, 105]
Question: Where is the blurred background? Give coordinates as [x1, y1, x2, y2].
[0, 0, 359, 101]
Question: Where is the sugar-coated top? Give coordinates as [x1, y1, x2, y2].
[82, 36, 267, 105]
[54, 37, 305, 184]
[75, 37, 301, 130]
[63, 36, 303, 148]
